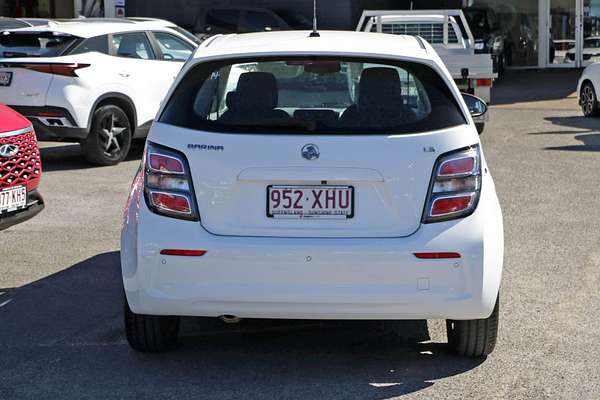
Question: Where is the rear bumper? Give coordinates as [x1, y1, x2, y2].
[0, 189, 44, 231]
[122, 174, 504, 320]
[9, 106, 88, 141]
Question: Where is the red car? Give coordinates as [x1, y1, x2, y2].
[0, 104, 44, 230]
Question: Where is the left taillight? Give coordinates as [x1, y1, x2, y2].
[10, 63, 90, 77]
[142, 142, 199, 221]
[422, 146, 481, 223]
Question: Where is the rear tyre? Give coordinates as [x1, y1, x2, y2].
[124, 299, 180, 353]
[581, 82, 600, 117]
[81, 105, 132, 165]
[497, 55, 505, 76]
[446, 295, 499, 357]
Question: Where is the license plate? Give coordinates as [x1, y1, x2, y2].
[267, 185, 354, 219]
[0, 186, 27, 214]
[0, 71, 12, 87]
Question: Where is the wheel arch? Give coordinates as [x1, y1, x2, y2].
[89, 93, 138, 133]
[580, 78, 595, 93]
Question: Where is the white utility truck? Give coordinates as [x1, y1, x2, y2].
[357, 9, 496, 103]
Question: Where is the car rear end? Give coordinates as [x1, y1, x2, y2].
[0, 105, 43, 230]
[0, 29, 90, 141]
[122, 44, 503, 325]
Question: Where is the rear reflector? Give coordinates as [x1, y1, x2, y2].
[37, 112, 64, 118]
[160, 249, 207, 256]
[414, 252, 461, 259]
[476, 79, 493, 87]
[430, 195, 473, 216]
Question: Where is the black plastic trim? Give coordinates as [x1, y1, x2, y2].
[0, 189, 44, 231]
[9, 105, 77, 125]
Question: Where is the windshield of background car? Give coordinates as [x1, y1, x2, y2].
[465, 10, 489, 37]
[584, 38, 600, 48]
[0, 32, 78, 57]
[0, 19, 30, 29]
[159, 57, 467, 134]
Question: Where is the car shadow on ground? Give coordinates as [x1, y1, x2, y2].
[39, 141, 145, 172]
[491, 69, 581, 106]
[0, 252, 485, 399]
[528, 116, 600, 152]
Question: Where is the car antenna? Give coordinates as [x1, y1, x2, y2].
[309, 0, 320, 37]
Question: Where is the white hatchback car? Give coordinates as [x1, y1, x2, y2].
[0, 20, 199, 165]
[121, 31, 504, 357]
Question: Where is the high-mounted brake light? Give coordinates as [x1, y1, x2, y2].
[143, 142, 199, 221]
[423, 146, 481, 223]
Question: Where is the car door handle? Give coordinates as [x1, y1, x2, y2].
[119, 72, 130, 77]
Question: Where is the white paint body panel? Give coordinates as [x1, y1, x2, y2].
[121, 31, 504, 320]
[0, 24, 194, 131]
[151, 123, 481, 238]
[122, 173, 503, 319]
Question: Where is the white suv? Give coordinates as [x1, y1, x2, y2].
[121, 31, 504, 356]
[0, 20, 198, 165]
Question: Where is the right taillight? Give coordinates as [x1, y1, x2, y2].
[423, 146, 481, 223]
[143, 142, 199, 221]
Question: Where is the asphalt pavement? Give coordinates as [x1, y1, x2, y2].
[1, 70, 599, 399]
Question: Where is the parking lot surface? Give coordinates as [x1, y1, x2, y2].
[1, 70, 600, 399]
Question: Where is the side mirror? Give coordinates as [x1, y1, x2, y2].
[462, 93, 488, 134]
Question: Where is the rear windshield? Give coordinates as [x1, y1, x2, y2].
[0, 32, 79, 58]
[160, 57, 466, 135]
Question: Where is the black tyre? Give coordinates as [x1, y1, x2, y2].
[580, 82, 600, 117]
[475, 123, 485, 135]
[124, 299, 180, 353]
[497, 55, 505, 76]
[81, 105, 132, 165]
[446, 295, 499, 357]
